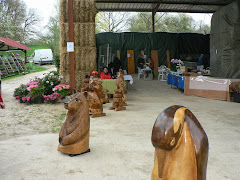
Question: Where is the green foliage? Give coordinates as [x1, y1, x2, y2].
[27, 45, 51, 57]
[37, 71, 61, 95]
[0, 0, 40, 42]
[128, 13, 210, 34]
[54, 54, 60, 73]
[39, 0, 60, 55]
[14, 84, 29, 98]
[1, 64, 46, 81]
[30, 86, 45, 98]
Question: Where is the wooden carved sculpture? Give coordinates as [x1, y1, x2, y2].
[122, 89, 127, 106]
[102, 89, 109, 104]
[151, 105, 209, 180]
[118, 71, 127, 106]
[109, 71, 126, 111]
[88, 76, 106, 118]
[81, 77, 90, 93]
[58, 91, 90, 156]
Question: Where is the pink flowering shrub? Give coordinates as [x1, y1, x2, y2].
[14, 71, 70, 105]
[26, 82, 39, 91]
[22, 96, 31, 103]
[44, 93, 61, 103]
[54, 84, 70, 98]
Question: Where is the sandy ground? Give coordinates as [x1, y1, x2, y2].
[0, 68, 240, 180]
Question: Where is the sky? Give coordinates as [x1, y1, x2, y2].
[24, 0, 212, 28]
[24, 0, 56, 28]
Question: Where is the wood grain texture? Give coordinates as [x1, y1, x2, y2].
[58, 92, 90, 155]
[109, 71, 126, 111]
[151, 105, 208, 180]
[127, 50, 135, 74]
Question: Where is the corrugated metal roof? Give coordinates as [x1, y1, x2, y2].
[0, 37, 31, 51]
[95, 0, 234, 13]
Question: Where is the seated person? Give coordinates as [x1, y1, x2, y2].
[100, 67, 112, 79]
[137, 54, 145, 69]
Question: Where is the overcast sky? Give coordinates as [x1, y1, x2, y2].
[24, 0, 212, 28]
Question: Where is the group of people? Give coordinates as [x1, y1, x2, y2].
[137, 54, 155, 78]
[100, 56, 121, 79]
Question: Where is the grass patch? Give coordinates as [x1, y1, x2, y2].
[0, 44, 51, 58]
[51, 113, 66, 133]
[1, 64, 46, 81]
[27, 44, 51, 57]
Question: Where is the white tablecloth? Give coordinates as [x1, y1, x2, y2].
[189, 76, 240, 91]
[124, 75, 133, 84]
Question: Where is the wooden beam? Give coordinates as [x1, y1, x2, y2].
[152, 12, 155, 32]
[153, 0, 163, 15]
[152, 0, 163, 32]
[98, 8, 216, 13]
[68, 0, 76, 93]
[95, 0, 230, 6]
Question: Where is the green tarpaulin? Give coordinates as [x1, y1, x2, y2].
[96, 32, 209, 73]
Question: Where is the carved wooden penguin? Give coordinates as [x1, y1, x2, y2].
[58, 91, 90, 156]
[151, 105, 209, 180]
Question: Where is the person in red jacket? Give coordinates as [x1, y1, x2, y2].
[100, 67, 112, 79]
[0, 93, 5, 109]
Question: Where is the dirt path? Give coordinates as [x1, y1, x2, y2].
[0, 73, 240, 179]
[0, 65, 66, 140]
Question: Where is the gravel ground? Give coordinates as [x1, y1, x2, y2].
[0, 70, 240, 180]
[0, 65, 66, 140]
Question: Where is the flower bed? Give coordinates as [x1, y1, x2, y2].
[13, 71, 70, 105]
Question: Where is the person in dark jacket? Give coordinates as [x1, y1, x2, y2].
[0, 93, 5, 109]
[113, 57, 121, 76]
[137, 54, 145, 69]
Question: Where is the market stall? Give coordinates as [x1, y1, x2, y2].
[184, 76, 240, 101]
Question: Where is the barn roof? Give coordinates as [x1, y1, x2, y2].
[95, 0, 234, 13]
[0, 37, 31, 51]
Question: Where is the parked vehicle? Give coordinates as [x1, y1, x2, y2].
[33, 49, 53, 65]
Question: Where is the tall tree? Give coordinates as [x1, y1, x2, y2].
[39, 0, 60, 55]
[0, 0, 40, 42]
[96, 12, 130, 32]
[196, 20, 211, 34]
[128, 13, 209, 34]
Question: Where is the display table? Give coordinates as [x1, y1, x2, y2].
[102, 75, 133, 94]
[167, 72, 185, 90]
[184, 76, 240, 101]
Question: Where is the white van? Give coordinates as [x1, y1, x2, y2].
[33, 49, 53, 65]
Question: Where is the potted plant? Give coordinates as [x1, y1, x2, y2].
[170, 59, 183, 72]
[231, 84, 240, 103]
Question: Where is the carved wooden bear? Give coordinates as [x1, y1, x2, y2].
[109, 71, 126, 111]
[151, 105, 209, 180]
[88, 76, 106, 118]
[58, 91, 90, 156]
